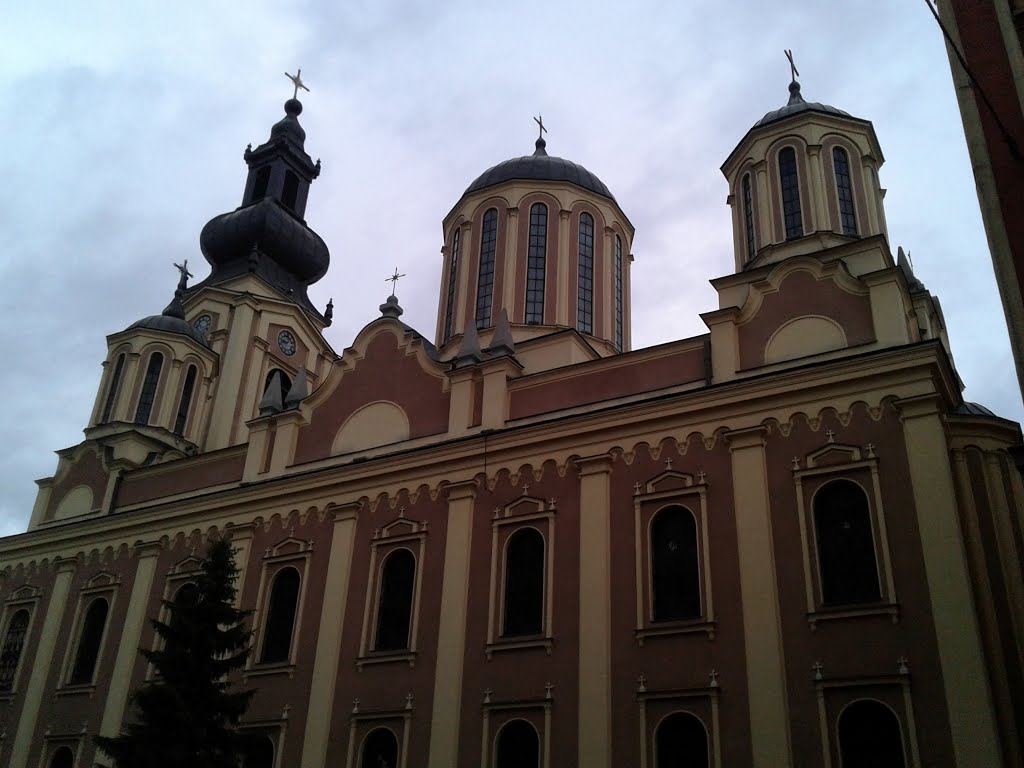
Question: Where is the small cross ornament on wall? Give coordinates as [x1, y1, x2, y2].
[812, 661, 824, 681]
[544, 682, 554, 699]
[633, 482, 643, 495]
[483, 688, 492, 704]
[709, 669, 719, 688]
[664, 456, 673, 469]
[792, 456, 801, 470]
[897, 656, 910, 675]
[521, 483, 530, 495]
[636, 674, 647, 693]
[825, 429, 836, 443]
[697, 470, 706, 484]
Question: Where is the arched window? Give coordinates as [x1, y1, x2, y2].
[282, 170, 299, 211]
[742, 173, 756, 261]
[169, 582, 199, 632]
[360, 727, 399, 768]
[496, 719, 539, 768]
[577, 213, 595, 335]
[252, 166, 271, 201]
[525, 203, 547, 324]
[778, 147, 803, 239]
[838, 700, 907, 767]
[242, 735, 276, 768]
[814, 480, 881, 605]
[614, 235, 624, 351]
[69, 597, 108, 684]
[651, 506, 701, 622]
[174, 364, 198, 435]
[0, 609, 30, 690]
[101, 353, 126, 423]
[134, 352, 164, 425]
[655, 711, 709, 767]
[259, 567, 300, 664]
[444, 227, 461, 342]
[49, 747, 75, 768]
[502, 528, 544, 637]
[833, 147, 858, 236]
[374, 549, 416, 652]
[476, 208, 498, 329]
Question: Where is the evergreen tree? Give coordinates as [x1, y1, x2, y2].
[95, 538, 256, 768]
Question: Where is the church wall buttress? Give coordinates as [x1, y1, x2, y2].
[206, 301, 257, 450]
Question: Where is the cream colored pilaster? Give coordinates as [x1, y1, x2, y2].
[557, 210, 571, 327]
[242, 417, 271, 482]
[576, 454, 613, 768]
[28, 480, 53, 530]
[701, 310, 738, 383]
[624, 252, 634, 351]
[428, 480, 477, 768]
[503, 207, 520, 317]
[435, 244, 450, 345]
[301, 504, 359, 768]
[9, 558, 77, 768]
[480, 358, 518, 429]
[982, 452, 1024, 658]
[268, 410, 306, 475]
[860, 162, 881, 237]
[725, 426, 792, 767]
[896, 395, 1001, 765]
[447, 369, 476, 437]
[863, 273, 912, 348]
[207, 299, 258, 449]
[100, 542, 163, 738]
[806, 145, 826, 233]
[728, 189, 742, 272]
[112, 352, 142, 422]
[754, 161, 772, 246]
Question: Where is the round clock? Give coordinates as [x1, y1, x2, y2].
[193, 314, 212, 336]
[277, 330, 297, 356]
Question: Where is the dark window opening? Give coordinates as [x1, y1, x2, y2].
[502, 528, 544, 637]
[242, 735, 276, 768]
[742, 173, 756, 261]
[656, 712, 709, 767]
[70, 597, 108, 684]
[260, 567, 300, 664]
[374, 549, 416, 652]
[49, 747, 75, 768]
[101, 353, 126, 423]
[475, 208, 498, 329]
[833, 147, 858, 236]
[252, 167, 271, 201]
[779, 147, 803, 239]
[496, 719, 539, 768]
[614, 235, 624, 351]
[577, 213, 595, 335]
[0, 609, 30, 690]
[134, 352, 164, 425]
[169, 582, 199, 632]
[651, 506, 701, 621]
[174, 365, 198, 435]
[282, 171, 299, 211]
[838, 700, 907, 768]
[444, 228, 461, 343]
[361, 727, 399, 768]
[525, 203, 547, 324]
[815, 480, 881, 605]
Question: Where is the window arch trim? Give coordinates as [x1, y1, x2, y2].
[67, 595, 111, 686]
[653, 709, 711, 768]
[576, 212, 595, 335]
[831, 146, 859, 236]
[476, 208, 499, 329]
[647, 504, 703, 623]
[358, 725, 401, 768]
[777, 144, 804, 240]
[493, 717, 542, 768]
[525, 203, 548, 324]
[822, 692, 918, 768]
[500, 525, 546, 638]
[811, 477, 882, 606]
[249, 535, 313, 671]
[0, 606, 33, 692]
[133, 350, 165, 425]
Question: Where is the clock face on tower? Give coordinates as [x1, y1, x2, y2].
[193, 314, 212, 336]
[278, 330, 297, 356]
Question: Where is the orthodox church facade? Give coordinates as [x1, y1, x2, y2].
[1, 72, 1022, 768]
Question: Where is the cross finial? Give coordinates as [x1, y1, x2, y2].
[665, 456, 673, 469]
[784, 49, 800, 83]
[398, 506, 405, 517]
[533, 114, 547, 140]
[483, 687, 492, 703]
[173, 260, 193, 292]
[792, 456, 801, 470]
[633, 481, 643, 495]
[897, 656, 910, 675]
[352, 697, 360, 713]
[284, 68, 310, 100]
[405, 692, 414, 710]
[709, 669, 719, 688]
[812, 661, 824, 680]
[636, 674, 647, 692]
[544, 681, 554, 699]
[826, 429, 836, 443]
[521, 483, 530, 495]
[697, 470, 706, 484]
[865, 443, 876, 459]
[386, 267, 406, 297]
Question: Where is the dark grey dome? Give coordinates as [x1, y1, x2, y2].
[464, 138, 615, 201]
[126, 314, 210, 348]
[753, 81, 852, 130]
[955, 401, 997, 417]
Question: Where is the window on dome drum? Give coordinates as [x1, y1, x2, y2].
[374, 549, 416, 652]
[833, 147, 858, 236]
[650, 506, 701, 622]
[496, 719, 540, 768]
[264, 369, 292, 402]
[252, 166, 271, 201]
[525, 203, 547, 324]
[174, 364, 198, 435]
[502, 528, 545, 636]
[814, 480, 881, 606]
[838, 700, 907, 767]
[133, 352, 164, 425]
[778, 147, 803, 239]
[742, 173, 756, 261]
[242, 735, 276, 768]
[259, 567, 301, 664]
[48, 747, 75, 768]
[614, 235, 624, 351]
[69, 597, 109, 684]
[281, 170, 299, 211]
[101, 353, 126, 423]
[656, 712, 709, 768]
[476, 208, 498, 329]
[360, 727, 399, 768]
[444, 228, 461, 342]
[0, 609, 30, 691]
[577, 213, 595, 335]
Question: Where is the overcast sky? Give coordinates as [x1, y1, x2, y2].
[1, 1, 1019, 535]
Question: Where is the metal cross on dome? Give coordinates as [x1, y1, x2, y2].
[534, 114, 548, 141]
[385, 267, 406, 296]
[784, 49, 800, 83]
[285, 68, 310, 100]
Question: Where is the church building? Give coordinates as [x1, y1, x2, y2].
[1, 68, 1022, 768]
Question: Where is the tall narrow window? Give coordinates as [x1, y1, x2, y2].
[374, 549, 416, 652]
[281, 171, 299, 211]
[49, 747, 75, 768]
[502, 528, 544, 636]
[252, 167, 271, 202]
[614, 235, 624, 351]
[814, 480, 881, 605]
[444, 228, 461, 342]
[742, 173, 756, 261]
[496, 719, 539, 768]
[242, 736, 276, 768]
[476, 208, 498, 329]
[656, 712, 709, 767]
[833, 147, 858, 236]
[101, 353, 126, 423]
[259, 567, 300, 664]
[361, 728, 399, 768]
[577, 213, 595, 334]
[525, 203, 547, 324]
[0, 609, 30, 690]
[134, 352, 164, 425]
[838, 700, 907, 767]
[174, 365, 198, 435]
[70, 597, 108, 684]
[651, 506, 701, 621]
[169, 582, 199, 632]
[779, 147, 803, 239]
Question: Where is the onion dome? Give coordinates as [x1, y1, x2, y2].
[125, 262, 210, 347]
[752, 80, 854, 130]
